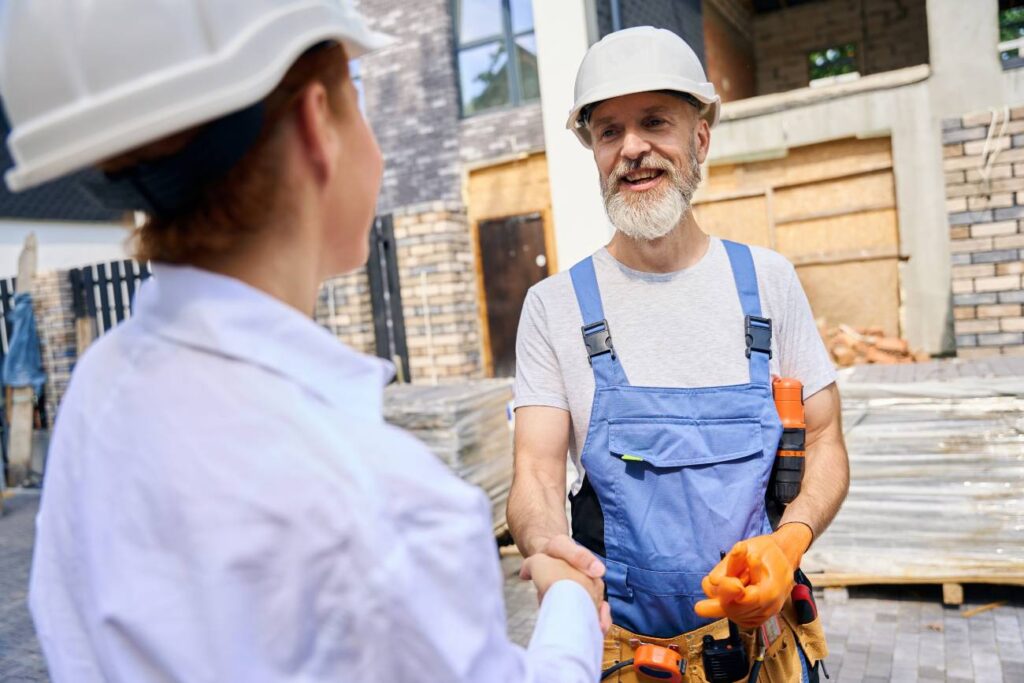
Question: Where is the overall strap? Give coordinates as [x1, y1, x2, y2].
[569, 257, 629, 387]
[722, 240, 772, 386]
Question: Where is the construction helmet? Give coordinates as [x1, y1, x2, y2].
[0, 0, 393, 193]
[566, 26, 720, 149]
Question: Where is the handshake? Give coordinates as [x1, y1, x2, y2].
[522, 524, 811, 632]
[519, 535, 612, 634]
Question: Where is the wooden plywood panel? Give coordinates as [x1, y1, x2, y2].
[704, 162, 745, 193]
[796, 258, 901, 337]
[773, 171, 896, 225]
[776, 209, 900, 258]
[693, 195, 772, 248]
[706, 137, 893, 193]
[468, 153, 551, 222]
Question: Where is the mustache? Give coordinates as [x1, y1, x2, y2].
[612, 155, 676, 181]
[603, 153, 680, 196]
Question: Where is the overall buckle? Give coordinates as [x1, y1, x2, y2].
[582, 319, 615, 365]
[745, 315, 773, 359]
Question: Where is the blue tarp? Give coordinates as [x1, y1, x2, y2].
[3, 291, 45, 393]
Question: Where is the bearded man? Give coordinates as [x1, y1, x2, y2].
[507, 27, 849, 682]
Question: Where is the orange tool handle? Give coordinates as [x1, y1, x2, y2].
[772, 377, 805, 457]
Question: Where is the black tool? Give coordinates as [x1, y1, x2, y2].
[792, 569, 819, 625]
[701, 620, 749, 683]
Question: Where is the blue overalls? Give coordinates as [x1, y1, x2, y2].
[568, 240, 783, 639]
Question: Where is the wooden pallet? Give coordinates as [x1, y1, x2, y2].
[804, 573, 1024, 606]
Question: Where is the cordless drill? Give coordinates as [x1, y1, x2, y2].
[770, 378, 818, 627]
[767, 377, 805, 528]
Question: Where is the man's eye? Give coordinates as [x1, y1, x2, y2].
[600, 128, 617, 139]
[646, 118, 665, 127]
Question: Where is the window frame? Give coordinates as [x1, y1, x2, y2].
[453, 0, 539, 118]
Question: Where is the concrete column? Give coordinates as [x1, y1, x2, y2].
[532, 0, 611, 270]
[926, 0, 1004, 114]
[889, 85, 954, 353]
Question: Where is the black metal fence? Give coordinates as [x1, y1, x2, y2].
[0, 276, 17, 361]
[367, 215, 411, 382]
[69, 260, 152, 334]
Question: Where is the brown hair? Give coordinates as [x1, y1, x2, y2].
[104, 42, 350, 264]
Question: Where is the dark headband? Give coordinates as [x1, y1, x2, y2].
[578, 90, 702, 127]
[77, 101, 266, 218]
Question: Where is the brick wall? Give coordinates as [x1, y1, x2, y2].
[943, 106, 1024, 358]
[31, 270, 76, 424]
[753, 0, 929, 96]
[393, 201, 483, 382]
[355, 0, 463, 212]
[459, 102, 545, 165]
[315, 270, 376, 357]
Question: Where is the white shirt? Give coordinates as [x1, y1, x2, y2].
[30, 264, 602, 683]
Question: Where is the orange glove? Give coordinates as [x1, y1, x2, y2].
[694, 523, 812, 629]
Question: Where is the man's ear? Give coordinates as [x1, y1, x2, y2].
[292, 81, 337, 183]
[695, 119, 711, 165]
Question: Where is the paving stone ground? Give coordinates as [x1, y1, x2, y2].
[4, 495, 1023, 682]
[0, 490, 48, 683]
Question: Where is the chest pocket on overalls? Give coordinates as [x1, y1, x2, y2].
[606, 416, 768, 562]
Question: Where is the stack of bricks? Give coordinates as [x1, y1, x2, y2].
[315, 270, 376, 357]
[944, 106, 1024, 358]
[393, 201, 483, 383]
[30, 270, 78, 424]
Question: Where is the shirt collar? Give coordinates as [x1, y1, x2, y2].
[133, 263, 393, 418]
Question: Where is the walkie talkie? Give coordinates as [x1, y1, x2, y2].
[701, 620, 749, 683]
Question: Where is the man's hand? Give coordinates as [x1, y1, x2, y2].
[521, 534, 606, 580]
[520, 535, 611, 633]
[521, 552, 612, 634]
[693, 524, 811, 629]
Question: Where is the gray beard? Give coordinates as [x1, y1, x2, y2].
[602, 148, 702, 242]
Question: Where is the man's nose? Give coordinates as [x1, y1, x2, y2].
[620, 129, 651, 162]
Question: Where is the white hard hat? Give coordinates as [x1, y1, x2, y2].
[567, 26, 720, 148]
[0, 0, 394, 192]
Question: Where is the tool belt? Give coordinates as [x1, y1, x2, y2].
[602, 597, 828, 683]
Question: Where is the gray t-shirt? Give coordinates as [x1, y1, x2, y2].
[513, 237, 837, 494]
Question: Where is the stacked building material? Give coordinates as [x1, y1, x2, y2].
[383, 380, 513, 533]
[803, 376, 1024, 584]
[821, 323, 929, 367]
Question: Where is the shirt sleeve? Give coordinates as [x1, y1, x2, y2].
[383, 463, 603, 683]
[777, 265, 838, 400]
[514, 289, 570, 411]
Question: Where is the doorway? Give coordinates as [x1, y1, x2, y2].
[477, 213, 549, 377]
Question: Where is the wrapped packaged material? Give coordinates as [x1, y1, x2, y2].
[803, 384, 1024, 582]
[384, 380, 513, 533]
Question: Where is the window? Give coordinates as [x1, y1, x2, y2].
[808, 43, 859, 84]
[593, 0, 704, 59]
[1000, 1, 1024, 69]
[454, 0, 538, 116]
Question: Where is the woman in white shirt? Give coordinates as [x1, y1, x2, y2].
[2, 1, 607, 681]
